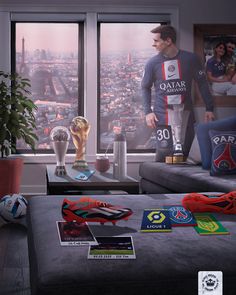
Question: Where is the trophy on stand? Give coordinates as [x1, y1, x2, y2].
[165, 104, 185, 164]
[50, 126, 70, 176]
[70, 116, 91, 169]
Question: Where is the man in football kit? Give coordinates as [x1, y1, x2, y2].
[142, 25, 215, 156]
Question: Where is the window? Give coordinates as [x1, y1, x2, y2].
[13, 22, 83, 152]
[9, 11, 174, 157]
[98, 22, 164, 153]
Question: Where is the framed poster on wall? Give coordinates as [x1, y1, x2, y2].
[194, 24, 236, 107]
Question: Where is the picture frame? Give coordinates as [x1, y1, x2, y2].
[194, 24, 236, 107]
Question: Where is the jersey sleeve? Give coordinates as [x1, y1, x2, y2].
[141, 61, 154, 115]
[192, 54, 214, 112]
[206, 58, 213, 73]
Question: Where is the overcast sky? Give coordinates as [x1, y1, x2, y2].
[16, 22, 158, 53]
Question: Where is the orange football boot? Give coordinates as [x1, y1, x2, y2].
[182, 191, 236, 214]
[62, 197, 133, 225]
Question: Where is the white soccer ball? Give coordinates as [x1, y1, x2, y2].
[0, 194, 28, 223]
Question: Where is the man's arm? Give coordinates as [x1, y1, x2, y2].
[205, 111, 215, 122]
[141, 62, 154, 116]
[145, 112, 158, 128]
[141, 61, 158, 127]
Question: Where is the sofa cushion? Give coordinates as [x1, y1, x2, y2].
[209, 129, 236, 176]
[139, 162, 236, 193]
[196, 116, 236, 170]
[27, 194, 236, 295]
[140, 178, 173, 194]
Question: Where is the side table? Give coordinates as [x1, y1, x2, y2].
[46, 164, 139, 195]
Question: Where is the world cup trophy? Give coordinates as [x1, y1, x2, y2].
[70, 116, 91, 169]
[50, 126, 70, 176]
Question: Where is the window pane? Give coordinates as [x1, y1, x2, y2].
[15, 23, 80, 151]
[99, 23, 160, 152]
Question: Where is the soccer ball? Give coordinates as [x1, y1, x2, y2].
[0, 194, 28, 224]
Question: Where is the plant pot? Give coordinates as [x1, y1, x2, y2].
[0, 157, 23, 199]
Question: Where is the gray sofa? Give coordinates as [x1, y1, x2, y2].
[139, 162, 236, 194]
[139, 115, 236, 194]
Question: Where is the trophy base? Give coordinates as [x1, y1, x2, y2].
[72, 160, 89, 169]
[55, 165, 67, 176]
[165, 155, 186, 164]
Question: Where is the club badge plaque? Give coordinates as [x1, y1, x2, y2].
[70, 116, 91, 169]
[50, 126, 70, 176]
[155, 125, 173, 162]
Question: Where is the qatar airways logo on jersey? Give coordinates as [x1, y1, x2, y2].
[161, 59, 187, 94]
[159, 80, 187, 93]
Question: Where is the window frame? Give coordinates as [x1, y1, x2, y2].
[11, 20, 84, 154]
[97, 19, 169, 154]
[0, 8, 179, 163]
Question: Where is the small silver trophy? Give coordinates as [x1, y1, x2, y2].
[50, 126, 70, 176]
[167, 104, 185, 163]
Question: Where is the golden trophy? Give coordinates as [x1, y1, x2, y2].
[70, 116, 91, 169]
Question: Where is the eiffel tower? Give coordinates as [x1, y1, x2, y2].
[19, 37, 30, 77]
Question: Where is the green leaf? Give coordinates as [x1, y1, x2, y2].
[0, 70, 38, 157]
[0, 129, 7, 143]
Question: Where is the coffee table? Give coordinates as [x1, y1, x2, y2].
[46, 164, 139, 195]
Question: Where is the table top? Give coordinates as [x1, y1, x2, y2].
[46, 164, 138, 185]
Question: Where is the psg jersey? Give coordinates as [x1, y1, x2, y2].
[141, 50, 213, 125]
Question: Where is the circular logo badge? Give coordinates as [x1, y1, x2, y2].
[168, 206, 193, 224]
[202, 273, 219, 292]
[168, 65, 175, 72]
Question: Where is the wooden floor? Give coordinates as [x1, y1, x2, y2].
[0, 222, 31, 295]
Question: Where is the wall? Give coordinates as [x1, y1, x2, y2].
[0, 0, 235, 194]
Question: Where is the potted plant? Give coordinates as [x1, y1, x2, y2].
[0, 70, 38, 198]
